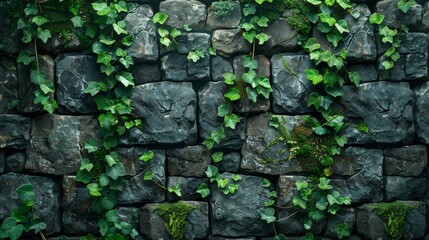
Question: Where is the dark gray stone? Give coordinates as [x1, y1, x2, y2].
[0, 172, 60, 235]
[241, 114, 306, 175]
[117, 148, 166, 203]
[133, 64, 161, 84]
[117, 207, 141, 232]
[125, 4, 158, 62]
[18, 55, 55, 113]
[164, 32, 211, 56]
[414, 82, 429, 143]
[385, 176, 426, 201]
[25, 115, 98, 175]
[325, 208, 356, 238]
[271, 54, 315, 114]
[211, 173, 274, 236]
[376, 0, 422, 29]
[0, 57, 18, 114]
[232, 55, 270, 113]
[211, 56, 233, 82]
[198, 82, 246, 149]
[348, 64, 378, 83]
[140, 201, 209, 240]
[167, 145, 210, 177]
[0, 5, 21, 54]
[5, 152, 26, 172]
[356, 201, 426, 240]
[0, 114, 30, 149]
[262, 18, 298, 52]
[212, 29, 251, 56]
[159, 0, 206, 31]
[161, 51, 210, 81]
[56, 54, 99, 114]
[167, 177, 210, 201]
[384, 145, 427, 177]
[125, 82, 197, 145]
[334, 147, 384, 202]
[0, 151, 3, 173]
[340, 81, 415, 144]
[40, 33, 83, 55]
[415, 2, 429, 31]
[219, 152, 241, 172]
[206, 1, 241, 30]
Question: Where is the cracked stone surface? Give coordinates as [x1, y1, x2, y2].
[167, 145, 210, 177]
[167, 177, 209, 201]
[0, 114, 30, 149]
[385, 176, 426, 201]
[159, 0, 206, 31]
[206, 1, 241, 31]
[0, 57, 18, 114]
[413, 81, 429, 143]
[384, 145, 427, 177]
[376, 0, 422, 29]
[212, 29, 251, 56]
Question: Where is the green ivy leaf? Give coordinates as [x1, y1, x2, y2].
[99, 174, 110, 187]
[106, 162, 126, 180]
[212, 151, 223, 162]
[114, 1, 128, 13]
[255, 33, 269, 45]
[335, 19, 350, 33]
[217, 103, 230, 117]
[264, 199, 275, 207]
[224, 114, 240, 129]
[28, 218, 46, 234]
[242, 69, 257, 85]
[113, 21, 128, 35]
[306, 0, 322, 5]
[262, 178, 271, 188]
[153, 12, 168, 24]
[84, 138, 99, 153]
[87, 183, 103, 197]
[335, 223, 350, 239]
[259, 208, 276, 223]
[144, 171, 154, 180]
[293, 196, 307, 209]
[0, 217, 23, 240]
[252, 16, 269, 27]
[335, 135, 347, 147]
[71, 16, 84, 28]
[100, 195, 117, 210]
[295, 181, 308, 191]
[209, 47, 217, 55]
[369, 13, 385, 25]
[243, 4, 256, 16]
[242, 22, 255, 31]
[223, 72, 237, 85]
[397, 0, 416, 13]
[196, 183, 211, 198]
[116, 71, 135, 87]
[337, 0, 352, 9]
[318, 13, 336, 26]
[309, 209, 325, 222]
[16, 184, 35, 207]
[37, 28, 51, 43]
[97, 51, 112, 66]
[205, 165, 219, 178]
[382, 60, 394, 70]
[307, 92, 321, 109]
[231, 174, 242, 181]
[30, 70, 48, 85]
[243, 30, 256, 43]
[80, 158, 94, 171]
[326, 31, 342, 48]
[224, 88, 241, 101]
[32, 16, 48, 26]
[139, 150, 154, 162]
[227, 183, 239, 194]
[323, 70, 338, 88]
[76, 169, 91, 184]
[168, 183, 182, 196]
[318, 177, 333, 190]
[17, 50, 35, 65]
[122, 35, 133, 46]
[217, 178, 229, 188]
[100, 34, 116, 45]
[306, 69, 323, 85]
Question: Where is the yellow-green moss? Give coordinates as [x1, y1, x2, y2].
[157, 202, 197, 240]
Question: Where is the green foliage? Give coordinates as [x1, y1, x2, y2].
[372, 201, 415, 240]
[212, 0, 236, 17]
[187, 48, 205, 62]
[397, 0, 416, 13]
[157, 202, 197, 240]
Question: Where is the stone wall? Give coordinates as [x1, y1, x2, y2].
[0, 0, 429, 239]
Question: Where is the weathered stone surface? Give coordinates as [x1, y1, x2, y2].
[125, 4, 158, 62]
[340, 81, 415, 144]
[162, 32, 211, 56]
[198, 82, 246, 149]
[211, 173, 274, 236]
[18, 55, 55, 113]
[211, 56, 233, 81]
[211, 238, 255, 240]
[117, 148, 166, 203]
[262, 18, 298, 52]
[232, 55, 270, 113]
[384, 145, 427, 177]
[206, 1, 241, 31]
[414, 82, 429, 143]
[40, 33, 83, 55]
[271, 54, 315, 114]
[140, 201, 209, 240]
[212, 29, 251, 56]
[357, 201, 426, 240]
[0, 5, 21, 54]
[0, 114, 30, 149]
[325, 208, 356, 238]
[159, 0, 206, 31]
[0, 173, 60, 235]
[0, 57, 18, 114]
[219, 152, 241, 172]
[415, 2, 429, 31]
[376, 0, 422, 29]
[348, 64, 378, 83]
[167, 177, 209, 201]
[167, 145, 210, 177]
[334, 147, 384, 202]
[385, 176, 426, 201]
[241, 114, 305, 175]
[379, 33, 428, 80]
[62, 176, 98, 234]
[56, 54, 99, 114]
[133, 64, 161, 84]
[277, 175, 326, 234]
[25, 115, 98, 175]
[124, 82, 197, 145]
[5, 152, 26, 172]
[0, 150, 4, 173]
[161, 50, 210, 81]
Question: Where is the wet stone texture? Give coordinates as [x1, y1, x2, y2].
[167, 145, 211, 177]
[159, 0, 206, 31]
[0, 57, 18, 114]
[414, 81, 429, 144]
[0, 114, 30, 149]
[384, 145, 427, 177]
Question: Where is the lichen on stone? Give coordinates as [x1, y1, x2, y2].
[157, 202, 197, 240]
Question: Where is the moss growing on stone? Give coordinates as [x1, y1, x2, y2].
[157, 202, 197, 240]
[372, 201, 415, 240]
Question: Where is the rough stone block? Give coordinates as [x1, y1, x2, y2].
[0, 57, 18, 114]
[325, 208, 356, 238]
[159, 0, 206, 31]
[198, 82, 245, 149]
[206, 1, 241, 31]
[211, 173, 274, 236]
[5, 152, 26, 172]
[376, 0, 422, 29]
[211, 56, 233, 82]
[0, 150, 4, 173]
[232, 55, 270, 113]
[40, 33, 83, 55]
[271, 54, 315, 114]
[116, 147, 165, 176]
[56, 54, 99, 114]
[124, 82, 197, 145]
[17, 55, 54, 113]
[25, 115, 98, 175]
[348, 64, 378, 83]
[415, 2, 429, 31]
[125, 4, 158, 62]
[262, 18, 298, 52]
[140, 201, 209, 240]
[414, 82, 429, 143]
[0, 173, 60, 235]
[241, 114, 307, 175]
[340, 81, 415, 144]
[167, 145, 210, 177]
[212, 29, 251, 56]
[385, 176, 426, 201]
[334, 147, 384, 202]
[0, 114, 30, 149]
[133, 64, 161, 84]
[0, 5, 22, 54]
[384, 145, 427, 177]
[167, 177, 209, 201]
[356, 201, 426, 240]
[161, 50, 210, 81]
[219, 152, 241, 172]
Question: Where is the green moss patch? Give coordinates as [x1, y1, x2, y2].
[372, 201, 415, 240]
[157, 202, 197, 240]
